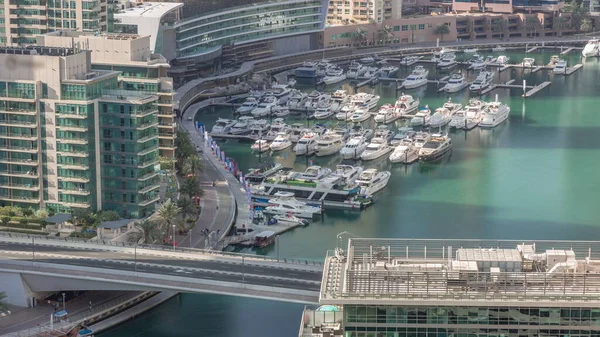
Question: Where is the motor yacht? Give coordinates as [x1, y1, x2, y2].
[295, 166, 332, 182]
[270, 132, 293, 151]
[394, 94, 420, 116]
[335, 105, 354, 121]
[332, 126, 351, 141]
[264, 118, 290, 140]
[355, 169, 391, 195]
[304, 91, 331, 110]
[469, 71, 494, 92]
[442, 72, 469, 93]
[360, 139, 393, 161]
[349, 123, 374, 141]
[437, 53, 457, 69]
[399, 56, 421, 66]
[266, 84, 292, 105]
[520, 57, 535, 68]
[460, 99, 485, 130]
[249, 119, 270, 137]
[582, 38, 600, 57]
[287, 90, 309, 110]
[442, 99, 462, 114]
[251, 96, 279, 117]
[315, 133, 345, 157]
[229, 116, 255, 135]
[269, 214, 309, 226]
[372, 125, 394, 142]
[272, 106, 290, 117]
[553, 60, 567, 74]
[360, 56, 376, 64]
[413, 132, 431, 149]
[374, 104, 402, 124]
[469, 55, 486, 70]
[548, 55, 560, 66]
[211, 118, 236, 134]
[410, 106, 431, 127]
[245, 162, 286, 189]
[419, 134, 452, 162]
[390, 127, 416, 146]
[312, 107, 334, 120]
[331, 165, 363, 186]
[312, 123, 328, 136]
[251, 139, 271, 153]
[322, 66, 347, 85]
[289, 123, 307, 142]
[316, 60, 334, 77]
[350, 92, 380, 111]
[496, 55, 510, 65]
[264, 192, 321, 218]
[340, 136, 369, 160]
[389, 139, 419, 164]
[349, 108, 372, 123]
[480, 100, 510, 128]
[492, 45, 506, 52]
[293, 133, 319, 156]
[330, 90, 349, 112]
[236, 97, 259, 115]
[427, 107, 452, 128]
[294, 61, 318, 78]
[287, 78, 297, 87]
[347, 61, 367, 79]
[402, 66, 429, 89]
[484, 56, 497, 65]
[363, 66, 380, 78]
[449, 110, 466, 129]
[463, 48, 478, 53]
[379, 64, 399, 77]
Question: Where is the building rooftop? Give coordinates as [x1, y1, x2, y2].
[320, 238, 600, 306]
[45, 31, 144, 41]
[0, 46, 77, 57]
[115, 1, 183, 19]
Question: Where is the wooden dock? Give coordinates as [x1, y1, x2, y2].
[560, 46, 583, 55]
[565, 63, 583, 75]
[522, 81, 552, 98]
[531, 66, 544, 73]
[209, 133, 257, 141]
[526, 46, 541, 53]
[479, 79, 533, 95]
[499, 64, 512, 72]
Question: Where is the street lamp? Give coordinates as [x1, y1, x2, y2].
[61, 293, 65, 312]
[172, 225, 176, 251]
[189, 229, 193, 248]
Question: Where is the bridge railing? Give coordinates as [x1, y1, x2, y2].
[0, 231, 324, 266]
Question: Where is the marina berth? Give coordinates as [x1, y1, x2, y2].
[293, 132, 319, 156]
[340, 136, 369, 160]
[360, 138, 393, 161]
[496, 55, 510, 65]
[269, 132, 293, 151]
[379, 63, 399, 77]
[394, 94, 420, 116]
[315, 132, 345, 157]
[480, 100, 510, 128]
[401, 66, 429, 89]
[251, 139, 271, 153]
[492, 44, 506, 51]
[263, 191, 322, 218]
[410, 106, 432, 127]
[419, 133, 453, 162]
[389, 138, 419, 164]
[211, 118, 236, 134]
[355, 168, 391, 195]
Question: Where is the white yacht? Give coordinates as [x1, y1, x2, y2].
[582, 38, 600, 57]
[496, 55, 510, 65]
[442, 99, 462, 114]
[335, 105, 354, 121]
[322, 66, 347, 85]
[295, 166, 332, 181]
[394, 94, 420, 116]
[287, 78, 297, 87]
[294, 133, 319, 156]
[379, 64, 399, 77]
[449, 110, 467, 129]
[442, 72, 469, 93]
[469, 71, 494, 92]
[413, 132, 431, 149]
[463, 48, 478, 53]
[287, 90, 308, 110]
[264, 192, 321, 218]
[390, 127, 416, 146]
[399, 56, 421, 66]
[469, 55, 486, 70]
[289, 123, 307, 143]
[349, 108, 372, 123]
[305, 91, 331, 110]
[270, 132, 293, 151]
[272, 106, 290, 117]
[363, 66, 380, 78]
[553, 60, 567, 74]
[372, 125, 394, 143]
[360, 56, 376, 64]
[347, 61, 367, 79]
[349, 124, 374, 141]
[229, 116, 255, 135]
[251, 96, 279, 117]
[480, 100, 510, 128]
[270, 214, 309, 226]
[211, 118, 236, 134]
[360, 139, 393, 161]
[264, 118, 289, 141]
[374, 104, 402, 124]
[355, 169, 391, 195]
[427, 107, 452, 128]
[251, 139, 271, 153]
[294, 61, 318, 78]
[236, 97, 259, 115]
[410, 106, 431, 127]
[330, 90, 349, 112]
[340, 136, 369, 160]
[402, 66, 429, 89]
[316, 60, 334, 77]
[460, 99, 485, 130]
[389, 139, 419, 164]
[350, 93, 380, 111]
[419, 134, 452, 162]
[484, 56, 497, 65]
[437, 53, 457, 69]
[520, 57, 535, 68]
[266, 84, 292, 105]
[312, 107, 334, 120]
[492, 45, 506, 52]
[331, 165, 363, 186]
[249, 119, 270, 137]
[425, 140, 455, 162]
[315, 133, 345, 157]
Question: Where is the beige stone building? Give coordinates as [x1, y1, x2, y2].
[327, 0, 402, 25]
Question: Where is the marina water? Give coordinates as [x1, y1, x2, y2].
[100, 49, 600, 337]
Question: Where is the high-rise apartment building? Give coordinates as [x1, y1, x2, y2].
[327, 0, 402, 25]
[0, 44, 161, 218]
[0, 0, 107, 46]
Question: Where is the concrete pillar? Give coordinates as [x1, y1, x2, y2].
[0, 272, 34, 307]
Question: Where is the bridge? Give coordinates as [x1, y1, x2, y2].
[0, 233, 322, 307]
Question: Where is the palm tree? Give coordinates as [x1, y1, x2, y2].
[0, 292, 8, 312]
[434, 24, 450, 42]
[581, 18, 593, 33]
[491, 19, 506, 39]
[183, 155, 203, 177]
[128, 220, 162, 244]
[156, 199, 181, 236]
[355, 27, 368, 46]
[409, 24, 417, 44]
[379, 25, 394, 44]
[180, 176, 204, 198]
[177, 195, 199, 220]
[524, 16, 540, 37]
[553, 17, 569, 36]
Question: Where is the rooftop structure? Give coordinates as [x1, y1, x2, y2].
[322, 238, 600, 306]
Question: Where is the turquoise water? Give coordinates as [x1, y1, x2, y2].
[101, 49, 600, 337]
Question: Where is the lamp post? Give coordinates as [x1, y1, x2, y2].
[61, 293, 66, 312]
[172, 225, 176, 251]
[189, 229, 193, 248]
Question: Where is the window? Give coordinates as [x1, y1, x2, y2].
[393, 25, 400, 31]
[401, 25, 408, 31]
[418, 24, 425, 30]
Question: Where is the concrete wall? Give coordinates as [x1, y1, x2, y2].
[272, 34, 313, 55]
[0, 272, 33, 307]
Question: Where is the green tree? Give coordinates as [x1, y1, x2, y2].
[180, 176, 204, 198]
[183, 155, 203, 177]
[158, 156, 175, 171]
[355, 27, 368, 46]
[491, 19, 507, 39]
[177, 195, 200, 220]
[379, 25, 394, 44]
[98, 211, 121, 223]
[22, 208, 34, 218]
[553, 17, 569, 36]
[0, 292, 7, 312]
[524, 16, 540, 37]
[156, 199, 181, 236]
[409, 24, 417, 44]
[1, 216, 10, 226]
[71, 209, 95, 226]
[581, 18, 593, 32]
[175, 131, 196, 172]
[128, 220, 162, 244]
[434, 24, 450, 42]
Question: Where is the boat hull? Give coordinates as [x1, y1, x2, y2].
[420, 144, 452, 162]
[444, 82, 469, 93]
[402, 80, 428, 89]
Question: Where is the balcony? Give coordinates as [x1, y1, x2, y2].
[158, 122, 176, 129]
[138, 184, 160, 194]
[6, 183, 40, 191]
[158, 133, 175, 139]
[0, 157, 38, 165]
[58, 176, 90, 183]
[57, 151, 89, 158]
[137, 134, 159, 143]
[57, 163, 89, 170]
[56, 125, 88, 132]
[134, 109, 159, 118]
[136, 121, 159, 131]
[0, 170, 38, 178]
[2, 108, 36, 116]
[0, 145, 37, 153]
[138, 146, 158, 156]
[138, 171, 159, 181]
[55, 113, 87, 119]
[139, 195, 160, 206]
[138, 159, 158, 168]
[2, 133, 37, 140]
[0, 195, 39, 204]
[60, 201, 90, 208]
[59, 138, 88, 145]
[158, 111, 175, 118]
[59, 188, 91, 196]
[0, 120, 37, 128]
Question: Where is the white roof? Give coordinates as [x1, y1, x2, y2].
[115, 2, 183, 18]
